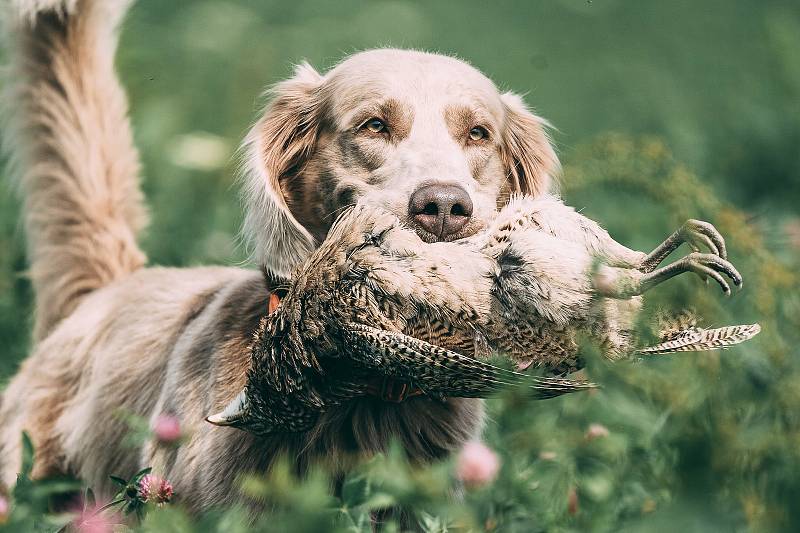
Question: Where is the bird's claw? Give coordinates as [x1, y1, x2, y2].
[678, 252, 742, 295]
[678, 219, 727, 260]
[640, 219, 729, 273]
[637, 251, 743, 296]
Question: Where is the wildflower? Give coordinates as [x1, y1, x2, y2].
[585, 423, 610, 440]
[567, 487, 579, 515]
[73, 506, 117, 533]
[0, 495, 8, 524]
[153, 414, 182, 443]
[457, 441, 500, 488]
[138, 474, 174, 505]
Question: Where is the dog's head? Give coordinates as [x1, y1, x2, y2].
[241, 49, 559, 277]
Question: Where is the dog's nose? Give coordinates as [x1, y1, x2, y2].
[408, 184, 473, 240]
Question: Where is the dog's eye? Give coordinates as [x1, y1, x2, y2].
[468, 126, 488, 142]
[362, 118, 388, 134]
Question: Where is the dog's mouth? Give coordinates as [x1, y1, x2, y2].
[406, 215, 487, 244]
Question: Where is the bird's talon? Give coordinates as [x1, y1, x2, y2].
[680, 219, 727, 259]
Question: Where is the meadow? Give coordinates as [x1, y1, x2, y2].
[1, 1, 798, 530]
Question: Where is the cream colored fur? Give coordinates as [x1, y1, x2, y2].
[2, 0, 147, 341]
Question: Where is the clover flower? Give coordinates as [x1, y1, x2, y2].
[73, 505, 118, 533]
[0, 495, 8, 524]
[457, 441, 501, 488]
[153, 414, 182, 443]
[138, 474, 173, 505]
[585, 423, 610, 440]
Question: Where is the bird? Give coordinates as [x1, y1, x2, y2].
[207, 195, 757, 435]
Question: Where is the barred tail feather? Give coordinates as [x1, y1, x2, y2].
[639, 323, 761, 355]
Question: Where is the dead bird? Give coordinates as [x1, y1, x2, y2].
[208, 195, 756, 435]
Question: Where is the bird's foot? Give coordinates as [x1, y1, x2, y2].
[641, 219, 728, 272]
[639, 252, 742, 295]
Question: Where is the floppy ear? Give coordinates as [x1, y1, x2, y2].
[240, 62, 325, 277]
[500, 92, 560, 196]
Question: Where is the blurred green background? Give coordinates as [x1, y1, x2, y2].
[1, 0, 799, 531]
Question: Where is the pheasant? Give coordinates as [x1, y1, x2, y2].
[207, 195, 757, 435]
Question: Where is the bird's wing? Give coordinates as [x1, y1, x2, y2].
[343, 323, 596, 399]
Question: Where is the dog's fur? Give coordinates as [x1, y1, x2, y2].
[0, 0, 558, 509]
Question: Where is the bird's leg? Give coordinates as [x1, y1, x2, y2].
[597, 252, 742, 298]
[640, 219, 728, 273]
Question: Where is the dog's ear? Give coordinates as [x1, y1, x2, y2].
[241, 62, 325, 277]
[499, 92, 560, 196]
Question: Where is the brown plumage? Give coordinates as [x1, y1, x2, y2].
[208, 195, 754, 435]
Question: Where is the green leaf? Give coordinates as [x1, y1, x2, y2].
[340, 475, 370, 506]
[40, 511, 78, 530]
[135, 504, 145, 523]
[359, 493, 396, 512]
[109, 475, 128, 487]
[132, 467, 153, 482]
[20, 431, 34, 477]
[28, 479, 82, 498]
[84, 487, 96, 509]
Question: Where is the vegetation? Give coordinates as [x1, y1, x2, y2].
[1, 1, 798, 531]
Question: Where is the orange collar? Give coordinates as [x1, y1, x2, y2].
[267, 292, 281, 315]
[266, 291, 424, 402]
[365, 377, 425, 402]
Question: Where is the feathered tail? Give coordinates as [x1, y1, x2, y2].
[2, 0, 147, 341]
[639, 323, 761, 355]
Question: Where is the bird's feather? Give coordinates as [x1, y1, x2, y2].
[344, 323, 597, 398]
[639, 323, 761, 354]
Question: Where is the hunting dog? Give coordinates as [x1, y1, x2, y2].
[0, 0, 559, 510]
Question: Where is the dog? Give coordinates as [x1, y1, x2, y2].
[0, 0, 560, 511]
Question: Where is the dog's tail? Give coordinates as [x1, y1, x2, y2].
[2, 0, 147, 341]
